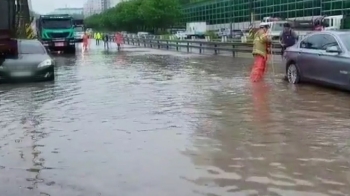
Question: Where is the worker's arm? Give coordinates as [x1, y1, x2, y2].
[261, 33, 271, 44]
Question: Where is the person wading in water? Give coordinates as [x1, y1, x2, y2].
[82, 32, 89, 52]
[250, 24, 272, 82]
[103, 33, 109, 50]
[115, 32, 123, 51]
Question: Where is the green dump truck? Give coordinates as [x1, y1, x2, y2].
[36, 14, 76, 53]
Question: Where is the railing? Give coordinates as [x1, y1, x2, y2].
[123, 37, 282, 56]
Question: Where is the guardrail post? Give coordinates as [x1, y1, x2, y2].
[157, 40, 160, 49]
[150, 39, 152, 48]
[187, 42, 189, 52]
[144, 39, 146, 47]
[214, 44, 217, 55]
[138, 39, 141, 46]
[232, 44, 235, 57]
[176, 42, 178, 51]
[166, 41, 169, 49]
[132, 39, 134, 45]
[199, 43, 202, 54]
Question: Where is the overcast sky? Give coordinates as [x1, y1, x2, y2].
[31, 0, 85, 14]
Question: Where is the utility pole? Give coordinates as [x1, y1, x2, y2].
[250, 0, 254, 24]
[230, 0, 234, 36]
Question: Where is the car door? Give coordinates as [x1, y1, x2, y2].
[317, 34, 350, 86]
[297, 34, 324, 81]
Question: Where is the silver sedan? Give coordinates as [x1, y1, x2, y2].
[284, 31, 350, 90]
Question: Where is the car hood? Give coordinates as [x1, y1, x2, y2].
[1, 54, 50, 70]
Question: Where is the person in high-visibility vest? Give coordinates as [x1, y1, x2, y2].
[250, 24, 272, 82]
[95, 32, 102, 45]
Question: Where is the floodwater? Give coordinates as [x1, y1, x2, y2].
[1, 43, 350, 196]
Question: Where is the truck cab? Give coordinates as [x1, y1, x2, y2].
[74, 25, 84, 42]
[0, 0, 18, 60]
[36, 14, 76, 54]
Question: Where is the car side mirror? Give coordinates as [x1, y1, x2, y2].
[326, 46, 341, 53]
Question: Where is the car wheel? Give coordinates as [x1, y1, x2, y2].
[287, 63, 300, 84]
[46, 73, 55, 81]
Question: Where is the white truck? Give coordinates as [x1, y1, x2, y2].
[185, 22, 207, 39]
[260, 17, 317, 41]
[323, 15, 350, 30]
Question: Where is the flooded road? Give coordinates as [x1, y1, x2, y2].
[1, 44, 350, 196]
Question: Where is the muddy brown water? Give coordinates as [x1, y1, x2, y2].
[0, 44, 349, 196]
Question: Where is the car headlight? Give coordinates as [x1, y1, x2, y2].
[38, 59, 53, 68]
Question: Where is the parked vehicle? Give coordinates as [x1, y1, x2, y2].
[231, 29, 243, 38]
[36, 14, 76, 54]
[185, 22, 207, 39]
[0, 39, 55, 82]
[0, 0, 16, 56]
[216, 28, 228, 38]
[137, 32, 149, 39]
[74, 25, 84, 42]
[284, 31, 350, 90]
[174, 31, 187, 39]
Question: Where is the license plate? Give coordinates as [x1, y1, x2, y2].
[55, 42, 64, 47]
[11, 71, 32, 77]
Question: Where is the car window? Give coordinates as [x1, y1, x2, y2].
[300, 34, 339, 50]
[300, 34, 323, 49]
[20, 42, 46, 54]
[339, 34, 350, 51]
[319, 34, 339, 50]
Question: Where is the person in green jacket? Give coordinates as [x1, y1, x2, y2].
[250, 24, 272, 82]
[96, 32, 102, 45]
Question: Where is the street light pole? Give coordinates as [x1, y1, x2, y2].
[250, 0, 254, 24]
[230, 0, 233, 36]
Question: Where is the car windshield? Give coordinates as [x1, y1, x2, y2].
[324, 19, 330, 26]
[75, 26, 83, 32]
[272, 23, 284, 31]
[20, 42, 46, 54]
[339, 34, 350, 51]
[41, 19, 72, 29]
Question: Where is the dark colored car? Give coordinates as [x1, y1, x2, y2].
[0, 39, 55, 82]
[231, 29, 243, 38]
[284, 31, 350, 90]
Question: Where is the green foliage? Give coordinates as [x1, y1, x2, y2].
[84, 0, 183, 32]
[205, 30, 217, 39]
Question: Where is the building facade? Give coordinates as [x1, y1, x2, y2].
[183, 0, 350, 29]
[110, 0, 123, 7]
[83, 0, 110, 18]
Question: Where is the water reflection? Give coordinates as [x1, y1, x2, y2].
[183, 56, 350, 195]
[250, 82, 271, 126]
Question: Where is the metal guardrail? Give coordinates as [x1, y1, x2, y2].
[124, 38, 283, 56]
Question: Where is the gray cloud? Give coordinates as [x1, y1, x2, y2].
[31, 0, 85, 14]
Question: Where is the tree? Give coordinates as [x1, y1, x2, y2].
[84, 0, 183, 33]
[139, 0, 183, 31]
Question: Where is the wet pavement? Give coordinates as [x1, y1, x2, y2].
[1, 42, 350, 196]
